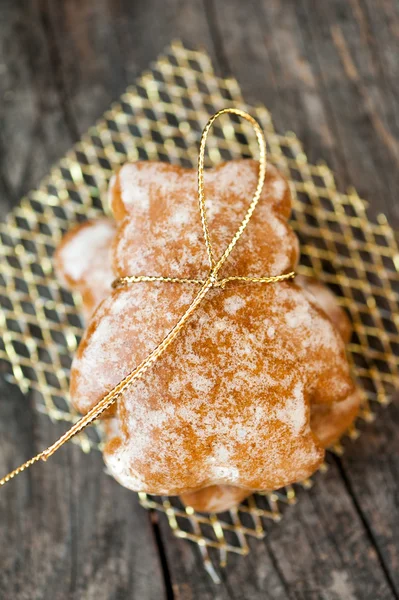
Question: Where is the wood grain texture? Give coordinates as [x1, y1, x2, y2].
[1, 0, 398, 598]
[0, 379, 167, 600]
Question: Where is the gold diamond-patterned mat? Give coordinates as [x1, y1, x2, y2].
[1, 40, 399, 582]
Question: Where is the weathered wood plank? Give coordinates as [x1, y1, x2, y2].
[42, 0, 216, 135]
[296, 0, 399, 222]
[336, 400, 399, 594]
[208, 0, 346, 187]
[265, 459, 396, 599]
[210, 0, 399, 223]
[0, 0, 75, 208]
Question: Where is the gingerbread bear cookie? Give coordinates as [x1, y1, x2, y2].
[65, 159, 356, 498]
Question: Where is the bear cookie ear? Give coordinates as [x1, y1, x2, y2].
[206, 159, 292, 219]
[109, 161, 193, 222]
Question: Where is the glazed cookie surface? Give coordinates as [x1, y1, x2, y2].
[68, 160, 355, 496]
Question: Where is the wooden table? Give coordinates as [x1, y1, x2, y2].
[1, 2, 399, 598]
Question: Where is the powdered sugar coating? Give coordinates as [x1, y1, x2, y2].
[69, 160, 356, 496]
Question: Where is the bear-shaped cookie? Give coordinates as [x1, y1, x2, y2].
[66, 159, 356, 497]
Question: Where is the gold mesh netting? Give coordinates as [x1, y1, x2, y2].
[1, 41, 399, 581]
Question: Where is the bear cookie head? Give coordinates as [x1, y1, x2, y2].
[69, 160, 355, 496]
[109, 159, 299, 281]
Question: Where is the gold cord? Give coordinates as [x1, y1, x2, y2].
[113, 273, 295, 289]
[0, 108, 295, 487]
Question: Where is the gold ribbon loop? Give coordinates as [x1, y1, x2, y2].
[0, 108, 295, 487]
[197, 109, 267, 276]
